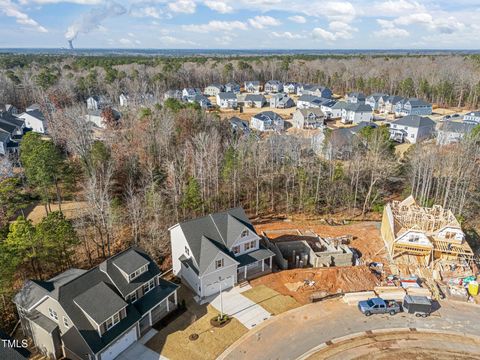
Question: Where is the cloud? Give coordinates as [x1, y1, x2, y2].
[20, 0, 101, 4]
[375, 27, 410, 37]
[312, 20, 357, 41]
[248, 15, 281, 29]
[308, 1, 356, 22]
[288, 15, 306, 23]
[130, 6, 163, 19]
[182, 20, 248, 33]
[373, 0, 425, 16]
[168, 0, 196, 13]
[271, 31, 304, 39]
[214, 34, 234, 45]
[159, 35, 197, 45]
[0, 0, 47, 32]
[204, 0, 233, 13]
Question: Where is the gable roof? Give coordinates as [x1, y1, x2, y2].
[74, 282, 127, 324]
[252, 111, 284, 122]
[392, 115, 435, 128]
[405, 98, 431, 107]
[296, 108, 325, 118]
[218, 92, 237, 100]
[344, 103, 372, 112]
[177, 208, 256, 275]
[439, 121, 476, 134]
[112, 250, 150, 275]
[20, 109, 45, 122]
[386, 95, 405, 104]
[367, 93, 388, 101]
[245, 94, 266, 102]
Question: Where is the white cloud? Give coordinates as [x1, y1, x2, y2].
[214, 34, 234, 45]
[182, 20, 248, 33]
[312, 20, 357, 41]
[130, 6, 163, 19]
[288, 15, 306, 23]
[373, 0, 425, 16]
[375, 27, 410, 37]
[0, 0, 47, 32]
[248, 15, 281, 29]
[119, 37, 132, 45]
[204, 0, 233, 13]
[394, 12, 432, 26]
[168, 0, 196, 14]
[159, 35, 197, 45]
[312, 27, 336, 41]
[271, 31, 304, 39]
[20, 0, 101, 4]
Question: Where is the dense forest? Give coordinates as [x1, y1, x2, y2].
[1, 53, 480, 333]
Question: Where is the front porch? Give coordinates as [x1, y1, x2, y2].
[236, 248, 274, 282]
[389, 129, 406, 143]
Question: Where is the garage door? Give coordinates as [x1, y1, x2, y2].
[203, 276, 234, 297]
[101, 326, 137, 360]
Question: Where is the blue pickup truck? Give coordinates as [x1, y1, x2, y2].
[358, 297, 401, 316]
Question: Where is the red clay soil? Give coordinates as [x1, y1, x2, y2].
[251, 218, 388, 304]
[251, 266, 380, 305]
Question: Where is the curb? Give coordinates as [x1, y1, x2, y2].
[295, 328, 480, 360]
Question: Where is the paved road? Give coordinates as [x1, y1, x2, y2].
[218, 299, 480, 360]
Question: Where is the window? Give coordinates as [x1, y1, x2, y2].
[245, 240, 256, 251]
[215, 259, 224, 269]
[185, 246, 190, 256]
[241, 229, 249, 237]
[106, 312, 121, 331]
[129, 264, 148, 281]
[411, 134, 414, 138]
[48, 308, 58, 321]
[63, 317, 69, 328]
[232, 246, 240, 255]
[143, 279, 155, 294]
[128, 291, 138, 303]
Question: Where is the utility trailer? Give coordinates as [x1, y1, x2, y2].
[403, 295, 432, 317]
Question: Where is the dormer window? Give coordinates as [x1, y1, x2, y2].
[185, 246, 190, 256]
[129, 264, 148, 281]
[216, 259, 224, 269]
[143, 279, 155, 294]
[232, 246, 240, 255]
[48, 308, 58, 321]
[241, 229, 249, 237]
[105, 312, 120, 331]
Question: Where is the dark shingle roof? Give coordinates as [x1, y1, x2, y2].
[177, 208, 255, 275]
[112, 250, 150, 275]
[236, 246, 275, 267]
[439, 121, 475, 134]
[218, 92, 237, 100]
[0, 331, 30, 360]
[134, 279, 179, 316]
[26, 310, 58, 333]
[252, 111, 284, 122]
[406, 98, 430, 107]
[344, 103, 372, 112]
[245, 94, 266, 102]
[74, 282, 127, 324]
[392, 115, 435, 128]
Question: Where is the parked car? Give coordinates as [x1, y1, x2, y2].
[403, 295, 432, 317]
[358, 297, 401, 316]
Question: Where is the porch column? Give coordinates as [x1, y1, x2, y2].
[166, 298, 169, 312]
[149, 310, 152, 326]
[174, 290, 178, 305]
[262, 259, 265, 271]
[244, 266, 247, 278]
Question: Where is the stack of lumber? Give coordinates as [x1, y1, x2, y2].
[374, 286, 406, 301]
[406, 287, 432, 298]
[343, 291, 376, 305]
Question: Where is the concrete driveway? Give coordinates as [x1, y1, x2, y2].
[117, 330, 169, 360]
[219, 299, 480, 360]
[210, 285, 271, 329]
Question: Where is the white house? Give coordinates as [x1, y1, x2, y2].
[381, 95, 404, 114]
[250, 111, 284, 132]
[0, 130, 10, 155]
[182, 88, 202, 99]
[297, 85, 332, 98]
[395, 98, 432, 116]
[269, 94, 295, 108]
[341, 103, 373, 124]
[283, 82, 299, 94]
[264, 80, 283, 93]
[204, 84, 224, 97]
[244, 81, 261, 93]
[243, 94, 266, 108]
[216, 92, 238, 109]
[292, 108, 325, 129]
[169, 208, 275, 298]
[17, 109, 46, 134]
[297, 95, 323, 109]
[346, 92, 366, 103]
[225, 82, 241, 94]
[366, 93, 389, 111]
[463, 111, 480, 124]
[320, 99, 337, 119]
[389, 115, 436, 143]
[436, 121, 476, 146]
[86, 96, 110, 110]
[85, 109, 121, 129]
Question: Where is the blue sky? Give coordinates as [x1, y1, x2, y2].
[0, 0, 479, 49]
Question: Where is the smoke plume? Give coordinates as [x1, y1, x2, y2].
[65, 1, 126, 43]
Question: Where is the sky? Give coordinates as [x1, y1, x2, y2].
[0, 0, 479, 49]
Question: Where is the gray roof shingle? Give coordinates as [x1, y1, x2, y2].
[392, 115, 435, 128]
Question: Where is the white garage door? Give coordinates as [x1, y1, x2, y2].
[203, 276, 234, 297]
[101, 326, 137, 360]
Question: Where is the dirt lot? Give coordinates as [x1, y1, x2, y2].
[242, 284, 301, 315]
[250, 219, 386, 304]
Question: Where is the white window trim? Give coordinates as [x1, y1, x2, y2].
[63, 316, 69, 328]
[129, 264, 148, 281]
[215, 259, 224, 269]
[48, 308, 58, 321]
[143, 279, 155, 295]
[105, 312, 121, 331]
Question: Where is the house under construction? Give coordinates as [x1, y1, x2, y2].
[381, 195, 474, 267]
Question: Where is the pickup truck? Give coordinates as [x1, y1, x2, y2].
[358, 297, 401, 316]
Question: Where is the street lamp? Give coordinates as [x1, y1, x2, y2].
[219, 277, 224, 319]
